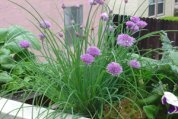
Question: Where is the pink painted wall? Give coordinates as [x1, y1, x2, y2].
[0, 0, 100, 33]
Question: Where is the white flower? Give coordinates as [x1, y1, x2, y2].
[162, 92, 178, 106]
[162, 92, 178, 114]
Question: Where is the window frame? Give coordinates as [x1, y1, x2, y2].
[157, 0, 164, 16]
[64, 5, 83, 46]
[148, 0, 165, 17]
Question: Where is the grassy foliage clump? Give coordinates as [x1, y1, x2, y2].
[160, 16, 178, 21]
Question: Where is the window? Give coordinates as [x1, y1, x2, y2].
[64, 5, 83, 45]
[149, 0, 164, 16]
[176, 0, 178, 4]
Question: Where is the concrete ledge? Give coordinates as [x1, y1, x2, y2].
[0, 97, 88, 119]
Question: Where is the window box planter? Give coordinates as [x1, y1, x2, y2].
[0, 97, 89, 119]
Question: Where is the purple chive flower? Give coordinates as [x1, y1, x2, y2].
[117, 34, 135, 47]
[95, 0, 104, 5]
[126, 21, 135, 28]
[71, 20, 75, 24]
[75, 32, 80, 37]
[89, 0, 97, 5]
[19, 40, 30, 48]
[130, 25, 139, 32]
[100, 12, 109, 21]
[80, 54, 95, 65]
[124, 0, 128, 3]
[107, 62, 123, 76]
[136, 20, 148, 29]
[109, 25, 114, 32]
[128, 59, 141, 69]
[58, 32, 64, 38]
[80, 24, 84, 29]
[38, 33, 46, 40]
[87, 46, 101, 57]
[62, 3, 66, 9]
[40, 20, 51, 29]
[162, 92, 178, 114]
[109, 10, 113, 14]
[130, 16, 140, 23]
[126, 21, 139, 32]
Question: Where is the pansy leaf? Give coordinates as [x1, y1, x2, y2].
[0, 48, 15, 69]
[0, 48, 10, 56]
[143, 105, 159, 119]
[0, 72, 13, 83]
[0, 28, 8, 44]
[1, 63, 16, 69]
[0, 55, 11, 64]
[169, 51, 178, 66]
[4, 42, 22, 53]
[4, 25, 40, 53]
[12, 65, 24, 75]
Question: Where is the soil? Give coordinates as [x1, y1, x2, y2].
[104, 99, 146, 119]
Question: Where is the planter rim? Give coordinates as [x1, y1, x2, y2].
[0, 97, 89, 119]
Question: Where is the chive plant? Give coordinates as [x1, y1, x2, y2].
[2, 0, 178, 118]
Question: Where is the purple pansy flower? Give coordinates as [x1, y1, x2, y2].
[87, 46, 101, 57]
[168, 105, 178, 114]
[80, 54, 95, 65]
[117, 34, 135, 47]
[40, 20, 51, 29]
[136, 20, 148, 29]
[19, 40, 31, 48]
[107, 62, 123, 76]
[100, 12, 109, 21]
[128, 59, 141, 69]
[162, 92, 178, 114]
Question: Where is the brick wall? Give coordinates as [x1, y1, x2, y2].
[0, 0, 100, 33]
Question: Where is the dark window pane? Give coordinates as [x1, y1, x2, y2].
[174, 9, 178, 16]
[158, 3, 163, 14]
[149, 5, 155, 16]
